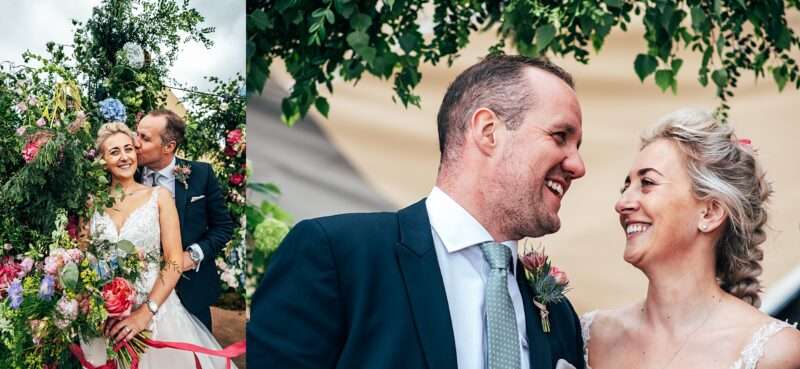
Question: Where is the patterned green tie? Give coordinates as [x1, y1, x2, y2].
[480, 242, 521, 369]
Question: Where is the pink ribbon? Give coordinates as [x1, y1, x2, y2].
[69, 339, 245, 369]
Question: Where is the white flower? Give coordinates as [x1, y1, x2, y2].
[219, 102, 229, 111]
[122, 42, 145, 69]
[135, 86, 145, 92]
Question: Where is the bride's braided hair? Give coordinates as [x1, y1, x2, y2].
[641, 108, 771, 307]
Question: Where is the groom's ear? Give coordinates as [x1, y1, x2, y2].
[468, 107, 500, 156]
[699, 199, 726, 234]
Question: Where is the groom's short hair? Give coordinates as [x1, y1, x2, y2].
[147, 109, 185, 153]
[436, 55, 574, 166]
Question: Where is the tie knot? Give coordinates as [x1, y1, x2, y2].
[480, 242, 512, 270]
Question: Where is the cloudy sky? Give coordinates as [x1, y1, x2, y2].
[0, 0, 244, 98]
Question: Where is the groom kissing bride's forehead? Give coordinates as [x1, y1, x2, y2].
[248, 54, 587, 369]
[133, 110, 235, 331]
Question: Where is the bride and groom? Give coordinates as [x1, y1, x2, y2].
[247, 55, 800, 368]
[83, 110, 236, 368]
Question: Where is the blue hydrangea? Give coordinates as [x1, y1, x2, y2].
[98, 98, 127, 122]
[8, 280, 23, 309]
[38, 274, 55, 301]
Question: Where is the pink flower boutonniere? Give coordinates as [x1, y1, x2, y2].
[519, 244, 570, 333]
[173, 164, 192, 190]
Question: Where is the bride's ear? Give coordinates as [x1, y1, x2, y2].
[468, 107, 500, 157]
[698, 199, 726, 233]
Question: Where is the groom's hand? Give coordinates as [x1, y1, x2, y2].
[181, 251, 197, 272]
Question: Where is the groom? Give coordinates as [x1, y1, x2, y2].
[248, 55, 587, 369]
[134, 109, 235, 330]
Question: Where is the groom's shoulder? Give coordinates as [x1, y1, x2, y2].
[308, 210, 399, 238]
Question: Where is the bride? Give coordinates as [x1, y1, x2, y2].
[82, 122, 236, 368]
[581, 109, 800, 369]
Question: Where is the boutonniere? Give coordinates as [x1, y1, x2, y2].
[519, 244, 570, 333]
[173, 164, 192, 189]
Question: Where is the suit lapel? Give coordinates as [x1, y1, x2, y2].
[395, 200, 457, 369]
[173, 158, 189, 225]
[517, 262, 553, 369]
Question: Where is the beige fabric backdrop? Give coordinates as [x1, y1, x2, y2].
[269, 17, 800, 313]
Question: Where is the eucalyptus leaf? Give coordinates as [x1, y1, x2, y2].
[60, 262, 80, 290]
[116, 240, 136, 254]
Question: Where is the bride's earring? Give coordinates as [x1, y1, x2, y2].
[699, 224, 708, 232]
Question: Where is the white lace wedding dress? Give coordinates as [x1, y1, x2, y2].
[581, 310, 796, 369]
[81, 189, 237, 369]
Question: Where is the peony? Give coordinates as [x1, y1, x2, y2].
[44, 255, 64, 275]
[549, 266, 569, 286]
[55, 296, 79, 329]
[226, 129, 243, 145]
[101, 277, 135, 318]
[229, 172, 245, 187]
[67, 248, 84, 263]
[19, 257, 34, 277]
[224, 144, 237, 157]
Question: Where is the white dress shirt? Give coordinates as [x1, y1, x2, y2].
[426, 187, 529, 369]
[142, 157, 204, 271]
[142, 156, 177, 197]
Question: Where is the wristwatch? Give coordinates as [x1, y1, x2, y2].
[189, 247, 202, 265]
[145, 298, 159, 315]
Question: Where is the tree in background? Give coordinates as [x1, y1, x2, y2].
[248, 0, 800, 124]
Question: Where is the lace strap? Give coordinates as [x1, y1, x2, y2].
[729, 320, 797, 369]
[580, 310, 599, 368]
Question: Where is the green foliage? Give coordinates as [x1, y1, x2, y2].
[245, 181, 292, 303]
[249, 0, 800, 124]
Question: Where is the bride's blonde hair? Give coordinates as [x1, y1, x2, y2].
[641, 108, 771, 307]
[96, 122, 135, 153]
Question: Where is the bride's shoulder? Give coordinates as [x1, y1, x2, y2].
[750, 318, 800, 369]
[581, 304, 640, 342]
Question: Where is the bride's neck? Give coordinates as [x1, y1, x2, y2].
[641, 255, 724, 329]
[111, 176, 138, 193]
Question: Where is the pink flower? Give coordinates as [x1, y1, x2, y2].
[520, 250, 547, 271]
[55, 296, 79, 329]
[226, 129, 243, 145]
[67, 248, 84, 263]
[22, 140, 42, 163]
[35, 117, 46, 127]
[19, 257, 34, 276]
[44, 255, 63, 275]
[15, 126, 26, 136]
[0, 257, 22, 293]
[229, 172, 245, 187]
[102, 277, 135, 318]
[549, 266, 569, 286]
[224, 144, 237, 157]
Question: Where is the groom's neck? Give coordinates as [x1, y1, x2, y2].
[145, 153, 175, 172]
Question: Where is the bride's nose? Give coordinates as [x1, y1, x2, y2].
[615, 188, 639, 214]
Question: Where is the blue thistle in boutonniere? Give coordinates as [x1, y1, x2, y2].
[173, 164, 191, 189]
[519, 244, 570, 333]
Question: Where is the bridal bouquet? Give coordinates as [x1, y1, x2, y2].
[519, 244, 570, 333]
[0, 211, 153, 368]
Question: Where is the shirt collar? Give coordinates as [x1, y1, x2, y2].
[144, 156, 177, 179]
[426, 187, 519, 267]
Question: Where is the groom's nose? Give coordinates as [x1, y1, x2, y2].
[562, 151, 586, 180]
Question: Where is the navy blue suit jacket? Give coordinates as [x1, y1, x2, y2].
[137, 158, 235, 325]
[247, 199, 585, 369]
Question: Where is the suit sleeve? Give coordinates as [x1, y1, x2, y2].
[196, 163, 235, 259]
[247, 219, 344, 369]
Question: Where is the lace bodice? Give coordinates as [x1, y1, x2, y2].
[90, 189, 162, 306]
[581, 310, 797, 369]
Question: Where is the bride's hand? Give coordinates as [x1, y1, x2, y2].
[105, 307, 153, 343]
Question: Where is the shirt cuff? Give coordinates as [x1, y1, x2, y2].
[189, 243, 204, 272]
